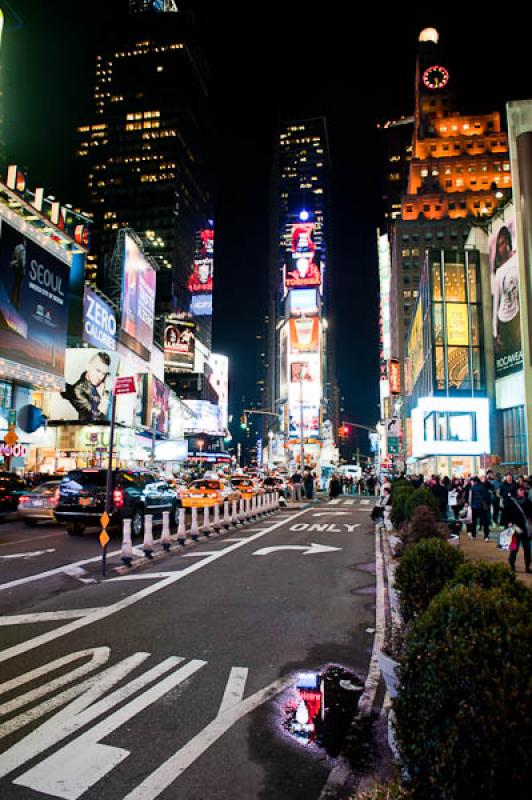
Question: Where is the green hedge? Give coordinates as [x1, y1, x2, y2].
[449, 561, 532, 607]
[390, 485, 416, 528]
[404, 487, 440, 520]
[395, 538, 464, 623]
[395, 585, 532, 800]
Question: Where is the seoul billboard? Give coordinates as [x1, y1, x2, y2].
[49, 348, 120, 424]
[83, 286, 117, 351]
[121, 233, 156, 360]
[489, 212, 523, 379]
[0, 213, 70, 383]
[164, 318, 195, 370]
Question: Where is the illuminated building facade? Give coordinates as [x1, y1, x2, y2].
[267, 117, 338, 471]
[77, 7, 213, 347]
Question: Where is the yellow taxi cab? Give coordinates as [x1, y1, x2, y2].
[230, 476, 265, 500]
[181, 479, 240, 508]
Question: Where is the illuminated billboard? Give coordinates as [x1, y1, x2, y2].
[289, 318, 319, 353]
[408, 301, 424, 390]
[121, 233, 156, 359]
[164, 317, 195, 370]
[143, 374, 170, 435]
[287, 288, 319, 316]
[190, 294, 213, 317]
[489, 212, 523, 379]
[284, 222, 321, 290]
[50, 348, 120, 424]
[208, 353, 229, 431]
[183, 399, 223, 435]
[446, 303, 469, 346]
[0, 214, 70, 383]
[83, 286, 117, 351]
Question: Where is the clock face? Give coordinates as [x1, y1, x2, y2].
[422, 65, 449, 90]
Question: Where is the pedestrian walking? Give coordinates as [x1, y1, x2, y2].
[329, 474, 342, 500]
[467, 477, 491, 540]
[303, 470, 314, 500]
[505, 488, 532, 573]
[290, 469, 303, 502]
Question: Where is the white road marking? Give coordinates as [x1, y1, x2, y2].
[0, 648, 110, 729]
[361, 499, 371, 505]
[217, 667, 248, 716]
[0, 531, 63, 549]
[0, 610, 100, 626]
[328, 499, 341, 505]
[121, 672, 294, 800]
[0, 508, 310, 666]
[0, 549, 123, 592]
[108, 572, 180, 581]
[14, 659, 206, 799]
[253, 543, 341, 556]
[313, 511, 350, 517]
[0, 548, 56, 559]
[180, 551, 218, 557]
[342, 499, 356, 505]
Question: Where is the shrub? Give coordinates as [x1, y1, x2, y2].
[404, 504, 442, 545]
[390, 485, 415, 528]
[395, 585, 532, 800]
[395, 538, 464, 623]
[404, 486, 440, 521]
[449, 560, 532, 607]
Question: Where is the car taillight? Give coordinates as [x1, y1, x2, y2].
[19, 495, 30, 505]
[113, 488, 125, 509]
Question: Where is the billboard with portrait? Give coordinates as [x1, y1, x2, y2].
[49, 348, 120, 423]
[141, 374, 170, 435]
[0, 214, 70, 381]
[83, 286, 117, 351]
[120, 233, 156, 359]
[489, 213, 523, 379]
[284, 222, 321, 290]
[164, 318, 195, 370]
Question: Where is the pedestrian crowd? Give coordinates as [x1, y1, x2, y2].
[374, 470, 532, 574]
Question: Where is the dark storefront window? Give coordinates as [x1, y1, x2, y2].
[499, 406, 527, 470]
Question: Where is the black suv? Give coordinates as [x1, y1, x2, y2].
[0, 472, 27, 513]
[55, 469, 178, 536]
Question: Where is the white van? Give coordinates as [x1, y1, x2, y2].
[337, 464, 362, 481]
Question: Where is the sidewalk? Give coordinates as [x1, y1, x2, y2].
[459, 533, 532, 588]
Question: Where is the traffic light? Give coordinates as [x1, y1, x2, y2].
[240, 414, 247, 430]
[338, 424, 349, 438]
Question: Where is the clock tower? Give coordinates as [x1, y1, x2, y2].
[415, 27, 454, 142]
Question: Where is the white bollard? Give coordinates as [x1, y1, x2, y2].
[177, 507, 187, 544]
[223, 500, 231, 529]
[266, 492, 273, 513]
[274, 491, 279, 510]
[212, 503, 221, 532]
[121, 518, 133, 566]
[236, 498, 244, 524]
[258, 494, 265, 516]
[160, 510, 171, 551]
[245, 498, 252, 521]
[190, 506, 200, 540]
[202, 505, 213, 536]
[143, 514, 154, 558]
[231, 499, 239, 526]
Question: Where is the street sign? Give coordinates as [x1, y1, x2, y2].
[3, 427, 18, 447]
[387, 436, 400, 454]
[100, 512, 110, 529]
[114, 376, 136, 395]
[99, 531, 110, 548]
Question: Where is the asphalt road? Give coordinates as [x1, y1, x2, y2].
[0, 498, 376, 800]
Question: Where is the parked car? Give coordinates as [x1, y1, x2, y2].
[0, 472, 27, 513]
[181, 479, 240, 508]
[261, 476, 288, 498]
[17, 480, 62, 526]
[231, 476, 264, 500]
[54, 468, 178, 536]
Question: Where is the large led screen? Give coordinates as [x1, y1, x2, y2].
[284, 222, 321, 290]
[0, 215, 70, 380]
[164, 318, 195, 370]
[121, 233, 156, 359]
[83, 286, 117, 351]
[489, 213, 523, 379]
[289, 318, 320, 353]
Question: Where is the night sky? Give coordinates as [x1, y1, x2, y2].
[3, 2, 532, 453]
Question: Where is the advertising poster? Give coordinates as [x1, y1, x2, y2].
[388, 359, 401, 395]
[121, 233, 156, 358]
[289, 318, 319, 353]
[285, 222, 321, 290]
[83, 286, 117, 351]
[445, 303, 469, 347]
[183, 399, 223, 435]
[408, 302, 424, 388]
[0, 216, 70, 380]
[164, 318, 195, 370]
[143, 374, 170, 435]
[208, 353, 229, 431]
[50, 348, 120, 423]
[287, 288, 319, 316]
[187, 258, 213, 294]
[489, 213, 523, 378]
[288, 404, 320, 438]
[290, 360, 319, 384]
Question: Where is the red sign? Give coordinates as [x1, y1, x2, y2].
[114, 376, 136, 395]
[0, 443, 28, 458]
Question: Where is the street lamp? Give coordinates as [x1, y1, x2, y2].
[151, 406, 160, 468]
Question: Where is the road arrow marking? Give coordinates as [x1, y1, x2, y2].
[313, 511, 350, 517]
[252, 542, 341, 556]
[0, 549, 56, 560]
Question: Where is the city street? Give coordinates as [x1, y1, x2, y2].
[0, 498, 376, 800]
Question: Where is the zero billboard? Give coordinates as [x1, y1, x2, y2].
[120, 233, 156, 360]
[164, 318, 195, 370]
[49, 348, 120, 424]
[0, 214, 70, 383]
[489, 213, 523, 379]
[83, 286, 117, 351]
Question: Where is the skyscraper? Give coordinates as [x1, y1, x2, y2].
[267, 117, 338, 471]
[77, 6, 213, 348]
